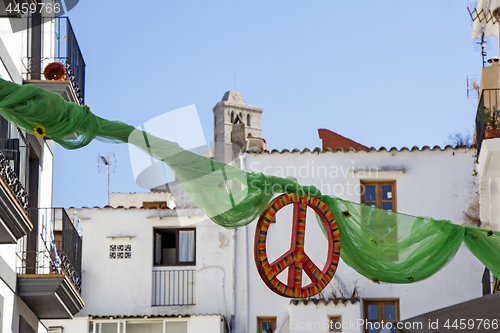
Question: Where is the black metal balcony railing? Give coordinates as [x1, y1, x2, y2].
[152, 269, 195, 306]
[23, 16, 86, 104]
[475, 89, 500, 154]
[0, 116, 29, 212]
[17, 208, 82, 293]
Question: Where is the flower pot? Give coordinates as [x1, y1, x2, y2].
[485, 129, 500, 139]
[43, 62, 67, 80]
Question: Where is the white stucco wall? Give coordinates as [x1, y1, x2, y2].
[0, 279, 47, 333]
[189, 315, 223, 333]
[0, 244, 18, 273]
[0, 15, 55, 84]
[39, 140, 54, 210]
[51, 315, 221, 333]
[0, 133, 55, 333]
[0, 17, 26, 83]
[48, 316, 88, 333]
[289, 301, 361, 333]
[48, 146, 484, 333]
[57, 207, 233, 328]
[38, 140, 54, 254]
[110, 191, 175, 209]
[236, 147, 484, 333]
[0, 10, 69, 333]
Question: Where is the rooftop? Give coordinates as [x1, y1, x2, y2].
[221, 91, 246, 104]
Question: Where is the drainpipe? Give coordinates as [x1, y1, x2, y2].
[239, 154, 250, 333]
[274, 312, 289, 333]
[245, 224, 250, 333]
[232, 227, 237, 333]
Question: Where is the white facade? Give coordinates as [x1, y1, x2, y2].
[49, 91, 485, 333]
[0, 4, 85, 332]
[50, 207, 232, 332]
[0, 10, 50, 333]
[235, 146, 484, 333]
[0, 136, 55, 333]
[110, 192, 176, 209]
[476, 61, 500, 231]
[51, 144, 485, 333]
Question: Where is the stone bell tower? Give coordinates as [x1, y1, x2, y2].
[213, 91, 263, 163]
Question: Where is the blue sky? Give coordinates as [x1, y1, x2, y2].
[53, 1, 489, 208]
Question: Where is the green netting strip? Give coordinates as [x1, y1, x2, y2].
[0, 78, 498, 284]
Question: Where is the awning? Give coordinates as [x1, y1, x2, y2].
[470, 0, 500, 39]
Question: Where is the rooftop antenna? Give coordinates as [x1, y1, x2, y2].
[98, 152, 117, 206]
[468, 2, 500, 66]
[473, 32, 490, 67]
[467, 75, 480, 99]
[481, 33, 488, 67]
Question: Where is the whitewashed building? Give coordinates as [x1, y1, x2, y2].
[240, 144, 483, 333]
[0, 2, 86, 332]
[49, 92, 486, 333]
[49, 205, 230, 333]
[475, 59, 500, 232]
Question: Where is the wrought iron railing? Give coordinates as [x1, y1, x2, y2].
[0, 151, 29, 212]
[0, 116, 30, 212]
[17, 208, 82, 293]
[152, 268, 195, 306]
[475, 89, 500, 154]
[0, 115, 30, 192]
[23, 16, 86, 104]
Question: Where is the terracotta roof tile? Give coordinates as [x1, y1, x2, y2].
[290, 297, 360, 306]
[248, 145, 474, 155]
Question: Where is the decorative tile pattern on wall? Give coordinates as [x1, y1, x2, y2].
[109, 244, 132, 259]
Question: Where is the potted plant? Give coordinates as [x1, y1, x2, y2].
[43, 62, 67, 81]
[485, 106, 500, 139]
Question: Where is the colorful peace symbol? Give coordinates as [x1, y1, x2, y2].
[254, 194, 341, 298]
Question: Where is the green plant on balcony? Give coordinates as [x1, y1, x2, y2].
[484, 107, 500, 138]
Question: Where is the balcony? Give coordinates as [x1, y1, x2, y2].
[476, 89, 500, 230]
[152, 268, 195, 306]
[475, 89, 500, 154]
[0, 118, 31, 243]
[23, 17, 85, 105]
[17, 208, 84, 319]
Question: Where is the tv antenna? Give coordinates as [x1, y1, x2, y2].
[473, 33, 491, 67]
[467, 75, 480, 99]
[98, 152, 117, 206]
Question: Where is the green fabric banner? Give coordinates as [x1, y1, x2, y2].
[0, 78, 497, 283]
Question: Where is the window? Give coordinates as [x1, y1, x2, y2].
[329, 315, 342, 332]
[257, 317, 276, 333]
[143, 201, 168, 209]
[361, 180, 398, 258]
[361, 181, 396, 212]
[154, 228, 195, 266]
[363, 299, 399, 333]
[247, 114, 251, 127]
